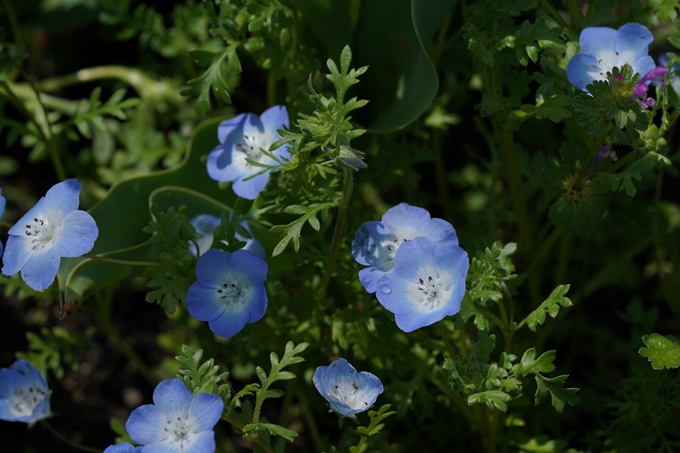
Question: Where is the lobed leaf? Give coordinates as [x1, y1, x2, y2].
[639, 333, 680, 370]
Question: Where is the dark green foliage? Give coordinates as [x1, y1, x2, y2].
[467, 241, 517, 306]
[16, 327, 95, 379]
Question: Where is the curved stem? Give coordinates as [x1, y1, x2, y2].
[318, 169, 354, 300]
[346, 424, 399, 453]
[82, 253, 161, 267]
[41, 420, 101, 453]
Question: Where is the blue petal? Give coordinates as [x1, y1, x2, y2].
[382, 203, 458, 245]
[42, 179, 81, 216]
[188, 392, 223, 431]
[194, 249, 232, 287]
[632, 55, 656, 80]
[103, 443, 142, 453]
[232, 172, 270, 200]
[358, 266, 391, 294]
[375, 269, 416, 316]
[260, 105, 290, 131]
[313, 359, 383, 417]
[0, 361, 50, 423]
[20, 248, 62, 291]
[579, 27, 617, 56]
[0, 188, 6, 218]
[217, 112, 249, 144]
[566, 53, 599, 91]
[207, 287, 267, 337]
[229, 249, 268, 282]
[1, 235, 33, 277]
[152, 379, 192, 416]
[126, 404, 167, 445]
[207, 144, 244, 183]
[189, 214, 221, 256]
[187, 282, 227, 322]
[51, 210, 98, 258]
[616, 23, 653, 59]
[142, 430, 215, 453]
[7, 198, 47, 236]
[351, 221, 388, 267]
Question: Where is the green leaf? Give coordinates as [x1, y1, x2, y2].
[270, 203, 338, 255]
[175, 345, 230, 397]
[180, 45, 239, 117]
[592, 154, 664, 197]
[534, 374, 579, 412]
[456, 292, 490, 331]
[639, 333, 680, 370]
[525, 285, 572, 331]
[243, 423, 298, 442]
[511, 348, 557, 377]
[522, 94, 572, 123]
[468, 390, 512, 412]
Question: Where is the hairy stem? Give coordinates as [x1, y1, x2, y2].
[318, 169, 354, 300]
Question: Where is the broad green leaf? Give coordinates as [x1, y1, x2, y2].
[467, 390, 512, 412]
[525, 285, 572, 331]
[534, 374, 579, 412]
[293, 0, 459, 131]
[592, 154, 666, 197]
[639, 333, 680, 370]
[511, 348, 557, 377]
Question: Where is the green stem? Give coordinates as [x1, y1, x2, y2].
[608, 150, 639, 173]
[296, 387, 323, 452]
[2, 0, 21, 44]
[82, 253, 161, 267]
[438, 322, 457, 358]
[427, 373, 474, 424]
[346, 424, 399, 453]
[432, 129, 454, 222]
[538, 0, 568, 29]
[318, 169, 354, 300]
[554, 231, 572, 287]
[41, 420, 101, 453]
[567, 0, 580, 31]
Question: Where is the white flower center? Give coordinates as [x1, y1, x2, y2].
[407, 266, 455, 311]
[9, 384, 47, 417]
[587, 50, 638, 82]
[215, 275, 252, 304]
[24, 210, 63, 253]
[236, 134, 268, 165]
[163, 413, 195, 447]
[331, 378, 371, 410]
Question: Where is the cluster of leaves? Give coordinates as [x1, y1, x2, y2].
[444, 333, 579, 413]
[466, 241, 517, 306]
[16, 327, 95, 379]
[266, 46, 369, 255]
[349, 404, 397, 453]
[572, 65, 647, 145]
[143, 205, 198, 314]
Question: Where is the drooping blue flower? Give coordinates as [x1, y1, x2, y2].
[189, 214, 265, 259]
[0, 360, 51, 424]
[126, 378, 223, 453]
[1, 179, 98, 291]
[351, 203, 458, 294]
[186, 249, 268, 338]
[207, 105, 290, 200]
[0, 188, 6, 257]
[103, 443, 143, 453]
[566, 23, 655, 92]
[312, 358, 383, 418]
[376, 237, 469, 332]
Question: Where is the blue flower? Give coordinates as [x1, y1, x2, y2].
[1, 179, 98, 291]
[103, 443, 143, 453]
[376, 237, 469, 332]
[313, 358, 383, 418]
[351, 203, 458, 294]
[566, 23, 655, 92]
[186, 249, 268, 338]
[0, 188, 6, 257]
[189, 214, 265, 259]
[126, 378, 223, 453]
[0, 360, 51, 424]
[207, 105, 290, 200]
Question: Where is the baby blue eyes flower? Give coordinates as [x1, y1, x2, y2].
[186, 249, 268, 338]
[189, 214, 265, 259]
[103, 443, 143, 453]
[0, 360, 51, 424]
[1, 179, 98, 291]
[376, 237, 469, 332]
[351, 203, 458, 294]
[566, 23, 655, 92]
[207, 105, 290, 200]
[313, 358, 383, 418]
[126, 378, 223, 453]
